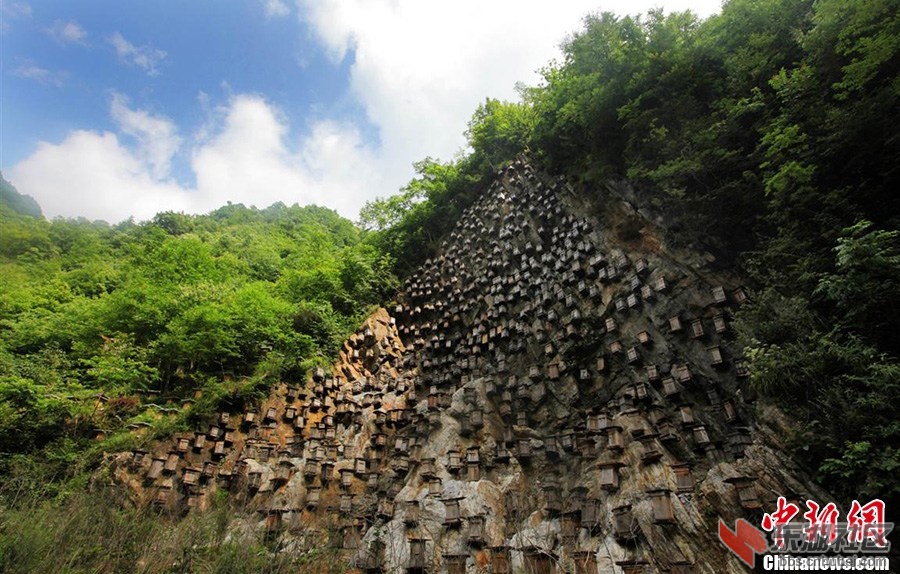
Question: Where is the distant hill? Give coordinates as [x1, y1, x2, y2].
[0, 173, 42, 218]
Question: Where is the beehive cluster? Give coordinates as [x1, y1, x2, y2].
[115, 160, 828, 574]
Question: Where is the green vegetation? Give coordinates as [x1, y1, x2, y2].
[0, 484, 348, 574]
[0, 0, 897, 566]
[0, 199, 395, 496]
[362, 0, 899, 508]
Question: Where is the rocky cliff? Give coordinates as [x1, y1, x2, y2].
[111, 160, 830, 573]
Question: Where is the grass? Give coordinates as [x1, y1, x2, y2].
[0, 483, 350, 574]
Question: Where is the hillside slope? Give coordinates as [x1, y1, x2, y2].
[113, 160, 834, 573]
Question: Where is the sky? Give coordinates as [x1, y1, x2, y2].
[0, 0, 722, 224]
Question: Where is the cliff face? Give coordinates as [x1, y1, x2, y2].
[111, 160, 830, 573]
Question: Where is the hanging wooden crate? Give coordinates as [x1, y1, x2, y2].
[626, 346, 640, 364]
[340, 521, 360, 549]
[648, 489, 676, 523]
[147, 457, 165, 480]
[573, 551, 597, 574]
[672, 463, 694, 494]
[517, 439, 533, 460]
[247, 470, 263, 491]
[690, 319, 705, 339]
[669, 562, 694, 574]
[548, 363, 560, 380]
[581, 498, 600, 530]
[491, 547, 511, 574]
[408, 538, 427, 570]
[662, 377, 678, 396]
[443, 497, 462, 526]
[447, 450, 463, 473]
[726, 476, 762, 510]
[517, 411, 528, 427]
[612, 504, 637, 540]
[377, 499, 394, 520]
[618, 561, 649, 574]
[708, 346, 724, 366]
[640, 435, 662, 462]
[712, 285, 727, 305]
[182, 466, 201, 487]
[606, 426, 624, 451]
[207, 423, 222, 440]
[668, 315, 683, 332]
[679, 405, 695, 426]
[723, 399, 738, 423]
[523, 548, 556, 574]
[467, 515, 485, 546]
[201, 460, 217, 479]
[692, 425, 711, 447]
[193, 433, 206, 451]
[305, 486, 320, 509]
[599, 462, 621, 491]
[444, 553, 467, 574]
[164, 452, 179, 473]
[153, 486, 171, 507]
[543, 484, 562, 514]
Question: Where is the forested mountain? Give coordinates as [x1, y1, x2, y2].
[0, 173, 41, 219]
[0, 201, 395, 492]
[362, 0, 900, 509]
[0, 0, 897, 572]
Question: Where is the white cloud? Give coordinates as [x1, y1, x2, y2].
[295, 0, 724, 214]
[1, 1, 31, 18]
[1, 1, 32, 33]
[8, 130, 190, 223]
[109, 93, 181, 179]
[262, 0, 290, 18]
[47, 19, 87, 45]
[8, 94, 381, 222]
[13, 60, 67, 87]
[9, 2, 724, 224]
[108, 32, 167, 76]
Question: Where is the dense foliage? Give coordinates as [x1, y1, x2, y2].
[0, 196, 395, 492]
[363, 0, 899, 507]
[1, 0, 897, 559]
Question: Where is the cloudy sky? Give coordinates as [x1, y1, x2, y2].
[1, 0, 722, 223]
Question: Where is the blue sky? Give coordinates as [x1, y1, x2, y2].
[1, 0, 721, 223]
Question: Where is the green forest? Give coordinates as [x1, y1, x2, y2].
[361, 0, 900, 509]
[0, 181, 396, 489]
[1, 0, 898, 571]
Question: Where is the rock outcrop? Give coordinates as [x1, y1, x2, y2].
[112, 159, 830, 573]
